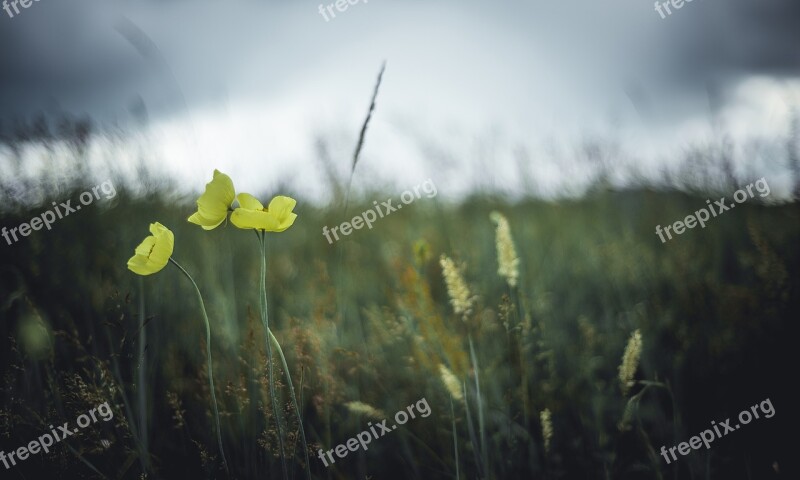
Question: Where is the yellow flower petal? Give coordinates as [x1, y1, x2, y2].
[196, 197, 228, 221]
[127, 255, 152, 276]
[149, 222, 170, 236]
[230, 208, 281, 231]
[209, 169, 235, 203]
[267, 196, 297, 220]
[127, 222, 175, 276]
[133, 236, 156, 257]
[274, 212, 297, 232]
[188, 169, 235, 230]
[266, 195, 297, 232]
[149, 223, 174, 267]
[236, 193, 264, 211]
[188, 212, 225, 230]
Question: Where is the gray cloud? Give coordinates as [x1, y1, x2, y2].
[0, 0, 797, 128]
[1, 0, 798, 204]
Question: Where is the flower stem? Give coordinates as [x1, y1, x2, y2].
[137, 276, 149, 470]
[169, 257, 229, 477]
[258, 233, 289, 480]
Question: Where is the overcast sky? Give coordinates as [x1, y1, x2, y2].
[1, 0, 799, 200]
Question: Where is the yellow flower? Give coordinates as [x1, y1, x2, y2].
[230, 193, 297, 232]
[127, 222, 174, 275]
[188, 169, 235, 230]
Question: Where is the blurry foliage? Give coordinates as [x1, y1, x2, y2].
[0, 118, 797, 479]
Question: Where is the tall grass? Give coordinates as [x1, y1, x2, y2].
[0, 116, 798, 479]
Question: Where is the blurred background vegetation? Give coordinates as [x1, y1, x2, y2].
[0, 116, 798, 480]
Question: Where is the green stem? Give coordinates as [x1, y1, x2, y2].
[258, 233, 289, 480]
[462, 379, 484, 478]
[468, 333, 488, 476]
[511, 286, 530, 429]
[169, 258, 229, 476]
[451, 395, 460, 480]
[137, 276, 149, 466]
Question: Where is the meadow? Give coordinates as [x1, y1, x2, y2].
[0, 122, 797, 480]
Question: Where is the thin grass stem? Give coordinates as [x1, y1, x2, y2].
[169, 257, 229, 477]
[268, 328, 312, 480]
[462, 380, 485, 478]
[258, 233, 289, 480]
[102, 323, 147, 474]
[468, 333, 488, 475]
[451, 395, 460, 480]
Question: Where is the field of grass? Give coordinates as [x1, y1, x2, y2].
[1, 138, 798, 479]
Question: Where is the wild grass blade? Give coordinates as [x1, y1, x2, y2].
[169, 258, 229, 477]
[462, 380, 485, 478]
[268, 328, 312, 480]
[468, 333, 488, 476]
[334, 62, 388, 415]
[102, 323, 148, 475]
[451, 395, 460, 480]
[350, 61, 386, 176]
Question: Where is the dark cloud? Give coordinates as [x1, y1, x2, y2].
[0, 0, 797, 131]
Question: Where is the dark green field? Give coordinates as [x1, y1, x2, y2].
[1, 143, 798, 479]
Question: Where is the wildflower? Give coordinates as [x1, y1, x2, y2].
[188, 169, 235, 230]
[540, 408, 553, 453]
[490, 211, 520, 287]
[439, 255, 474, 317]
[618, 329, 643, 395]
[344, 401, 385, 420]
[126, 221, 228, 472]
[439, 364, 463, 401]
[230, 194, 297, 232]
[127, 222, 174, 275]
